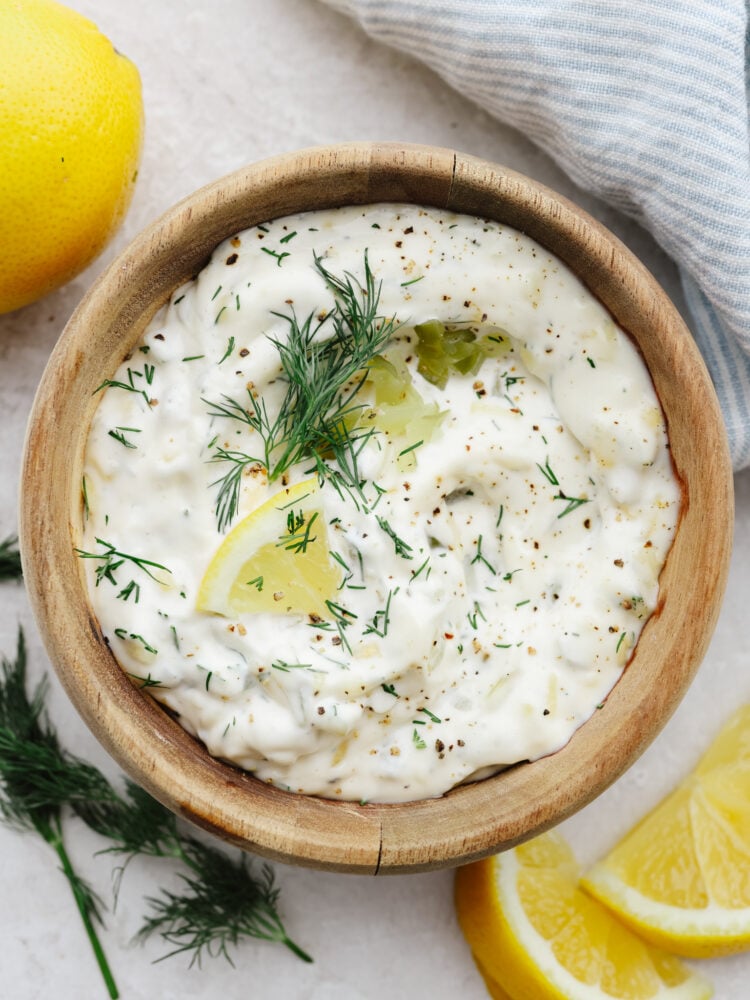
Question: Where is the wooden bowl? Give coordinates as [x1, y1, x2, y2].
[20, 143, 733, 873]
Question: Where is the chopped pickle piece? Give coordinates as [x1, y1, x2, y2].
[363, 354, 445, 468]
[414, 319, 509, 388]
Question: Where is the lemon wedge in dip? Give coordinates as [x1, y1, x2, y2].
[197, 478, 340, 618]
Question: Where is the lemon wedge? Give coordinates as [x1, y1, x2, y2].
[583, 705, 750, 958]
[197, 477, 340, 619]
[454, 831, 713, 999]
[473, 956, 514, 1000]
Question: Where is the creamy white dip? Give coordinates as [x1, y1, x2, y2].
[79, 204, 680, 803]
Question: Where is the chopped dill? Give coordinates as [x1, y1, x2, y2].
[467, 601, 486, 629]
[375, 516, 413, 559]
[279, 510, 318, 554]
[555, 493, 591, 518]
[537, 458, 590, 518]
[409, 556, 430, 583]
[260, 247, 290, 267]
[127, 672, 163, 689]
[397, 439, 423, 458]
[82, 477, 90, 521]
[271, 660, 312, 672]
[114, 629, 157, 655]
[537, 458, 559, 487]
[108, 426, 141, 449]
[363, 588, 395, 638]
[324, 599, 356, 654]
[75, 538, 171, 588]
[116, 579, 140, 603]
[218, 336, 235, 364]
[94, 364, 155, 406]
[471, 534, 496, 575]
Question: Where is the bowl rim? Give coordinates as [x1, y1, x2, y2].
[19, 141, 734, 873]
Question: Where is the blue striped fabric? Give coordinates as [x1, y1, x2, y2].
[322, 0, 750, 468]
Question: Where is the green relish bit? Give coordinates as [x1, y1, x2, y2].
[414, 320, 484, 388]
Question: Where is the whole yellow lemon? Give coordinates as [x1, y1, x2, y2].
[0, 0, 144, 314]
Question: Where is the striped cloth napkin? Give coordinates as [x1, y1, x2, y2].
[321, 0, 750, 469]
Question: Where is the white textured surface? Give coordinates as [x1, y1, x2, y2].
[0, 1, 747, 997]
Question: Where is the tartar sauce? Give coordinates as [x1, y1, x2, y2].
[79, 204, 680, 803]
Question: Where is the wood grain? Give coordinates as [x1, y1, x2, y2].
[19, 143, 733, 873]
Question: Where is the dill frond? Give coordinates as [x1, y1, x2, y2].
[138, 840, 312, 965]
[77, 778, 311, 964]
[0, 631, 119, 998]
[74, 778, 181, 863]
[0, 535, 22, 581]
[204, 252, 399, 530]
[0, 631, 312, 989]
[209, 448, 261, 535]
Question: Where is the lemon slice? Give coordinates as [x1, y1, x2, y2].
[455, 831, 712, 999]
[197, 477, 340, 618]
[473, 955, 514, 1000]
[583, 705, 750, 958]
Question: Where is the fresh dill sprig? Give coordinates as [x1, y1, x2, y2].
[75, 780, 312, 965]
[204, 252, 399, 531]
[207, 447, 260, 536]
[138, 842, 312, 966]
[0, 631, 311, 981]
[0, 535, 22, 580]
[0, 631, 120, 998]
